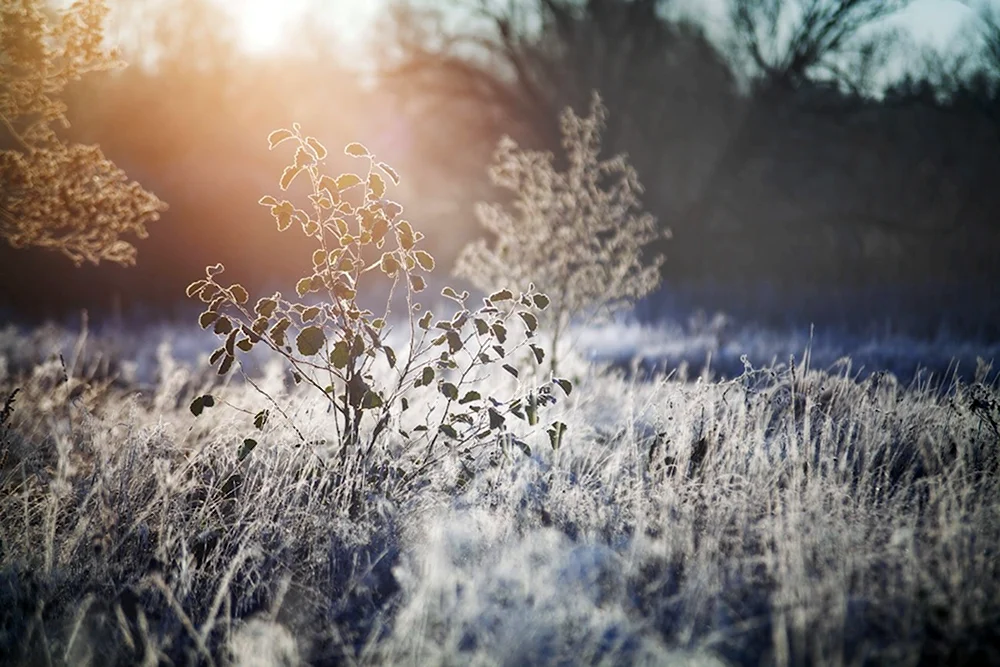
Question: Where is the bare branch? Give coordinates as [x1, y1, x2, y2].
[728, 0, 912, 86]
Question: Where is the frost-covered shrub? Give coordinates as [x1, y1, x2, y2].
[187, 127, 573, 495]
[456, 92, 666, 371]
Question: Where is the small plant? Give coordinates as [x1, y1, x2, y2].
[187, 126, 570, 483]
[0, 0, 166, 265]
[455, 91, 667, 372]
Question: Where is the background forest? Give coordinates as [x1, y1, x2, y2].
[2, 0, 998, 339]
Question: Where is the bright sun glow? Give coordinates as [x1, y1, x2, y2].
[229, 0, 380, 53]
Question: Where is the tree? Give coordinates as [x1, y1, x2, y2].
[377, 0, 735, 261]
[0, 0, 165, 266]
[688, 0, 914, 225]
[455, 93, 664, 372]
[726, 0, 911, 90]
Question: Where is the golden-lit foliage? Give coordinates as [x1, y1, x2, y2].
[0, 0, 165, 266]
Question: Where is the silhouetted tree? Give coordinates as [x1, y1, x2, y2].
[378, 0, 737, 267]
[726, 0, 911, 90]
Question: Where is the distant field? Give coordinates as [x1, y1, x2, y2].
[1, 320, 998, 665]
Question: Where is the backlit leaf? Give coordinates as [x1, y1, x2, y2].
[362, 391, 383, 409]
[397, 221, 415, 250]
[380, 252, 400, 275]
[186, 280, 207, 298]
[446, 330, 462, 353]
[255, 298, 277, 318]
[529, 344, 544, 364]
[369, 173, 386, 199]
[238, 438, 257, 461]
[318, 175, 341, 201]
[229, 284, 249, 304]
[280, 166, 301, 190]
[273, 202, 294, 231]
[414, 250, 435, 271]
[330, 340, 350, 369]
[271, 318, 291, 346]
[489, 289, 514, 302]
[547, 421, 567, 450]
[305, 136, 327, 159]
[225, 329, 238, 356]
[372, 216, 389, 244]
[336, 173, 363, 190]
[268, 129, 294, 149]
[345, 142, 370, 157]
[332, 280, 356, 300]
[199, 311, 219, 329]
[296, 326, 326, 356]
[377, 161, 399, 184]
[190, 394, 214, 416]
[293, 146, 310, 170]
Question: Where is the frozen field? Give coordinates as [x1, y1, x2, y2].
[0, 314, 998, 665]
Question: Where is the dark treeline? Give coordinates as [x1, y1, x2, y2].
[2, 0, 998, 334]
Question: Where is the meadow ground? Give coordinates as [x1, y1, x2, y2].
[0, 319, 998, 666]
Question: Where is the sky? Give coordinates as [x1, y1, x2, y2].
[231, 0, 382, 54]
[230, 0, 980, 55]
